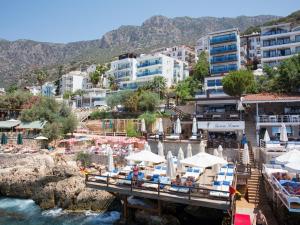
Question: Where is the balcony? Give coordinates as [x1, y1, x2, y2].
[210, 34, 237, 45]
[211, 55, 238, 64]
[117, 64, 130, 70]
[210, 45, 237, 55]
[211, 65, 238, 74]
[262, 50, 298, 59]
[137, 60, 162, 68]
[262, 39, 300, 47]
[136, 70, 162, 77]
[262, 30, 288, 36]
[196, 112, 243, 121]
[257, 114, 300, 123]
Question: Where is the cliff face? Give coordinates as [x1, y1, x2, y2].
[0, 14, 279, 88]
[0, 154, 116, 211]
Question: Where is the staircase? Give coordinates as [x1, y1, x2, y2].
[165, 105, 192, 120]
[247, 168, 261, 204]
[244, 114, 257, 147]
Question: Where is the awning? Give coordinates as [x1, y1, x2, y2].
[17, 121, 47, 130]
[0, 120, 21, 129]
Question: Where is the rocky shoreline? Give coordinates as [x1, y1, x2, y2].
[0, 153, 120, 212]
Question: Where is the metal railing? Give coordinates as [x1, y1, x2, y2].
[85, 173, 234, 203]
[196, 112, 242, 121]
[257, 114, 300, 123]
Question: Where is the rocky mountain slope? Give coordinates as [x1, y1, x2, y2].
[0, 14, 280, 88]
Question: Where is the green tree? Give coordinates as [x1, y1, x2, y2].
[124, 92, 139, 112]
[108, 75, 119, 91]
[63, 90, 74, 100]
[138, 91, 160, 112]
[272, 55, 300, 93]
[125, 121, 140, 137]
[222, 70, 256, 97]
[149, 76, 167, 98]
[89, 64, 108, 87]
[138, 112, 157, 131]
[76, 151, 92, 168]
[6, 84, 18, 94]
[42, 122, 62, 142]
[35, 70, 48, 90]
[60, 114, 78, 135]
[193, 52, 210, 81]
[175, 81, 191, 104]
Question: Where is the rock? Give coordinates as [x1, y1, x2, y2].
[135, 210, 180, 225]
[0, 153, 116, 212]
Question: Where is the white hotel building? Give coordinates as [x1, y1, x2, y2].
[107, 53, 189, 90]
[261, 23, 300, 67]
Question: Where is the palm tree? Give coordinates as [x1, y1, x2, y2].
[108, 76, 119, 91]
[150, 76, 167, 99]
[35, 69, 47, 92]
[89, 64, 109, 88]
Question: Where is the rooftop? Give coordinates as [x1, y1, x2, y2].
[243, 93, 300, 103]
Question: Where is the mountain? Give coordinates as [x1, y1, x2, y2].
[0, 14, 280, 88]
[243, 10, 300, 34]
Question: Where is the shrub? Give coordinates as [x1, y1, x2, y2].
[126, 121, 140, 137]
[76, 151, 92, 168]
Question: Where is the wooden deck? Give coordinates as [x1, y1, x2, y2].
[86, 174, 233, 210]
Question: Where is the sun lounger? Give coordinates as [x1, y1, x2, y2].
[225, 174, 234, 183]
[165, 134, 180, 140]
[209, 181, 230, 198]
[182, 167, 203, 180]
[120, 165, 132, 174]
[216, 172, 226, 182]
[220, 167, 227, 173]
[102, 169, 119, 177]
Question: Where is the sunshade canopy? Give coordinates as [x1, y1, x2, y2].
[126, 150, 165, 164]
[0, 120, 21, 129]
[17, 121, 47, 130]
[275, 149, 300, 165]
[180, 152, 227, 168]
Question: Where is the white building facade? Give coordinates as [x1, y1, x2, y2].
[261, 23, 300, 67]
[60, 71, 86, 94]
[195, 36, 209, 56]
[152, 45, 196, 65]
[111, 53, 189, 90]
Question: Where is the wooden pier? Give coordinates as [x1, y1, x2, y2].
[86, 174, 235, 216]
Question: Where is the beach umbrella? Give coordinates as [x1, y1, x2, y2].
[192, 117, 197, 136]
[199, 141, 205, 153]
[187, 143, 193, 158]
[177, 147, 185, 172]
[166, 151, 176, 179]
[237, 100, 245, 111]
[141, 118, 146, 133]
[181, 152, 227, 168]
[213, 148, 219, 157]
[275, 149, 300, 165]
[1, 133, 7, 145]
[285, 162, 300, 173]
[157, 141, 164, 158]
[107, 146, 114, 172]
[263, 130, 271, 142]
[157, 118, 164, 134]
[127, 144, 134, 165]
[175, 118, 181, 135]
[126, 150, 165, 164]
[17, 133, 23, 145]
[280, 123, 288, 142]
[217, 145, 223, 158]
[242, 143, 250, 165]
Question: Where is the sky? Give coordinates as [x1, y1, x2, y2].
[0, 0, 299, 43]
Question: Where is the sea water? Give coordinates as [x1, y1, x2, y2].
[0, 197, 121, 225]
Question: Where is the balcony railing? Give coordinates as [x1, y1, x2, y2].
[137, 60, 162, 68]
[210, 45, 237, 55]
[262, 39, 300, 47]
[211, 65, 238, 74]
[211, 55, 238, 64]
[196, 112, 243, 121]
[257, 114, 300, 123]
[210, 34, 237, 45]
[262, 50, 299, 59]
[136, 70, 162, 77]
[262, 30, 288, 36]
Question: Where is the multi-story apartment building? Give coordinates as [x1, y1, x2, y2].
[106, 53, 137, 85]
[195, 36, 209, 56]
[112, 53, 189, 90]
[240, 32, 261, 66]
[152, 45, 196, 65]
[197, 28, 241, 98]
[261, 23, 300, 67]
[60, 71, 86, 95]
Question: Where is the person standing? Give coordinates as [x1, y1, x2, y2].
[253, 210, 267, 225]
[133, 164, 139, 185]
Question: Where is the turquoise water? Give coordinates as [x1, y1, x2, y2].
[0, 197, 121, 225]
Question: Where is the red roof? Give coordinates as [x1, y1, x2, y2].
[243, 93, 300, 103]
